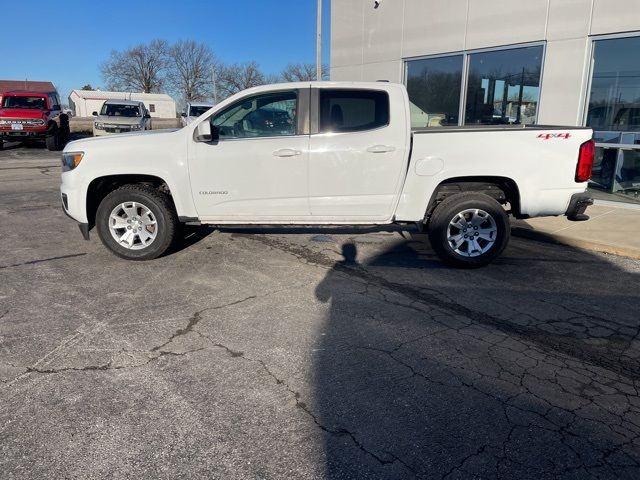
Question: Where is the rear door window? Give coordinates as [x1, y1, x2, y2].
[319, 89, 389, 133]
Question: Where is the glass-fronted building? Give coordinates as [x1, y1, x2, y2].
[330, 0, 640, 205]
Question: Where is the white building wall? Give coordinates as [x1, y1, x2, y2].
[69, 91, 176, 118]
[331, 0, 640, 127]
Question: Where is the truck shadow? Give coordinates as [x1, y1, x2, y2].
[312, 239, 640, 478]
[171, 225, 218, 253]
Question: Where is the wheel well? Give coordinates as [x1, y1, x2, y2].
[424, 176, 521, 222]
[86, 175, 174, 229]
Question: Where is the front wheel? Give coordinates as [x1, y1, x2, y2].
[427, 192, 510, 268]
[95, 185, 178, 260]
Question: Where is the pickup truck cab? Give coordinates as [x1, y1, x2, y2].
[60, 82, 594, 267]
[181, 102, 214, 127]
[0, 90, 69, 151]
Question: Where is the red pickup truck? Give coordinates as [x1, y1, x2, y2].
[0, 90, 69, 151]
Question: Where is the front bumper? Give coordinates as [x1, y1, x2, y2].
[93, 125, 139, 136]
[565, 192, 593, 221]
[61, 194, 90, 240]
[60, 167, 89, 225]
[0, 128, 48, 140]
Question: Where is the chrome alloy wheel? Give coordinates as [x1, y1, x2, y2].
[108, 201, 158, 250]
[446, 208, 497, 257]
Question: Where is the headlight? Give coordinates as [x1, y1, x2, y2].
[94, 122, 104, 130]
[62, 152, 84, 172]
[130, 124, 142, 130]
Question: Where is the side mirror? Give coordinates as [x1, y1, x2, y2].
[144, 113, 151, 119]
[92, 111, 98, 116]
[194, 120, 213, 142]
[181, 112, 187, 117]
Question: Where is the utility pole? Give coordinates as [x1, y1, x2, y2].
[212, 65, 219, 104]
[316, 0, 322, 81]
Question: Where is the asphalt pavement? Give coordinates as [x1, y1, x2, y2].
[1, 144, 639, 479]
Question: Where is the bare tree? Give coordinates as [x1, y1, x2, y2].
[216, 61, 268, 99]
[167, 40, 217, 104]
[281, 63, 328, 82]
[100, 39, 169, 93]
[81, 84, 94, 91]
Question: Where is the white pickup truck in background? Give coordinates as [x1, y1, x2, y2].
[60, 82, 594, 267]
[180, 102, 214, 127]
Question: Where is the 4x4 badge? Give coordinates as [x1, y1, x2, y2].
[537, 133, 571, 140]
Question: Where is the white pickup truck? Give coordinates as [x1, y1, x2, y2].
[60, 82, 594, 267]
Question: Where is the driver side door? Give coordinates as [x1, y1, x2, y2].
[188, 88, 311, 221]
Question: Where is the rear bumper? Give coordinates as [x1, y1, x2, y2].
[565, 192, 593, 221]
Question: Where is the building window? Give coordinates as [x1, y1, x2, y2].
[586, 35, 640, 205]
[587, 36, 640, 132]
[404, 44, 544, 128]
[406, 55, 463, 128]
[149, 104, 155, 113]
[464, 45, 543, 126]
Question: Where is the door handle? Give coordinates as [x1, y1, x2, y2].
[367, 144, 396, 153]
[273, 148, 302, 157]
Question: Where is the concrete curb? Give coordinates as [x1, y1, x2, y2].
[511, 226, 640, 260]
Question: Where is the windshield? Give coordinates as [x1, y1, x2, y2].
[189, 106, 211, 117]
[100, 104, 141, 117]
[1, 96, 47, 109]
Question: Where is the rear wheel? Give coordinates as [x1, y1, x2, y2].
[95, 185, 178, 260]
[427, 192, 510, 268]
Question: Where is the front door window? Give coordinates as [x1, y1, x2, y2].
[212, 91, 297, 139]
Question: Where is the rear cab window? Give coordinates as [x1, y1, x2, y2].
[318, 89, 389, 133]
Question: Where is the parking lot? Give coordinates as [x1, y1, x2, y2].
[1, 145, 640, 479]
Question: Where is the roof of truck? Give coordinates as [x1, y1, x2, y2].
[0, 80, 56, 93]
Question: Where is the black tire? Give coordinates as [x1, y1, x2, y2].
[95, 184, 178, 261]
[0, 139, 3, 150]
[427, 192, 510, 268]
[45, 126, 60, 151]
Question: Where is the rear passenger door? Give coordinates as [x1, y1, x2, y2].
[308, 87, 409, 221]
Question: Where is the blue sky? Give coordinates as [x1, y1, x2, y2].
[2, 0, 330, 102]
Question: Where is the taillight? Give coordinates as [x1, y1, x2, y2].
[576, 139, 595, 182]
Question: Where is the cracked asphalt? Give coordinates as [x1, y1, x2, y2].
[1, 144, 640, 479]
